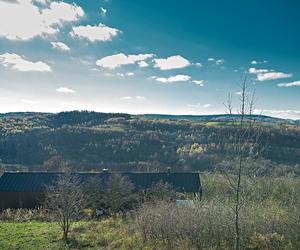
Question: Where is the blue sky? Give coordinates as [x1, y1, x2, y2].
[0, 0, 299, 119]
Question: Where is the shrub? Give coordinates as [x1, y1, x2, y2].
[134, 200, 300, 249]
[135, 201, 234, 249]
[0, 208, 51, 222]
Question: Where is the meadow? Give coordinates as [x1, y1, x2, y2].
[0, 173, 299, 250]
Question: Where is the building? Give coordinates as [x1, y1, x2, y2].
[0, 171, 202, 209]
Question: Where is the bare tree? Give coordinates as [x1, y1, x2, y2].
[43, 170, 84, 241]
[142, 181, 178, 203]
[43, 155, 64, 172]
[222, 77, 265, 250]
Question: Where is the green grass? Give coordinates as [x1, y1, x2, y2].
[0, 219, 147, 250]
[1, 174, 299, 249]
[89, 125, 125, 133]
[0, 221, 60, 250]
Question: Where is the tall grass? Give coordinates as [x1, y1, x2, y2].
[1, 173, 299, 249]
[134, 173, 300, 249]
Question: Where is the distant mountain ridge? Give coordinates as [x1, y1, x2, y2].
[0, 110, 299, 172]
[0, 111, 299, 125]
[142, 113, 298, 125]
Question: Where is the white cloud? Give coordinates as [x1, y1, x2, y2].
[116, 72, 135, 77]
[153, 55, 191, 70]
[120, 96, 132, 100]
[42, 1, 84, 25]
[56, 87, 76, 94]
[0, 53, 51, 72]
[192, 80, 204, 86]
[251, 60, 267, 65]
[70, 23, 120, 42]
[194, 62, 202, 67]
[120, 96, 146, 101]
[187, 102, 212, 109]
[100, 7, 107, 15]
[135, 95, 146, 100]
[51, 41, 70, 51]
[155, 74, 191, 83]
[208, 57, 225, 65]
[138, 61, 149, 67]
[277, 81, 300, 87]
[257, 72, 292, 81]
[254, 109, 300, 120]
[248, 67, 269, 74]
[78, 59, 92, 66]
[96, 53, 154, 69]
[248, 67, 292, 81]
[215, 59, 225, 65]
[0, 0, 84, 41]
[248, 68, 293, 81]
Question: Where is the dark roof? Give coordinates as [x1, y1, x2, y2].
[0, 172, 201, 193]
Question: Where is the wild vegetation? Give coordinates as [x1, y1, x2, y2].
[0, 173, 299, 249]
[0, 111, 300, 174]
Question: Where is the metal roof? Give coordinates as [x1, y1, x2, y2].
[0, 172, 201, 193]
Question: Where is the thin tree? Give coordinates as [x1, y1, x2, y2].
[222, 77, 265, 250]
[44, 170, 84, 241]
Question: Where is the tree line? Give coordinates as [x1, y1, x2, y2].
[0, 111, 300, 174]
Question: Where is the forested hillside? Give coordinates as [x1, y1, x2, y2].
[0, 111, 299, 174]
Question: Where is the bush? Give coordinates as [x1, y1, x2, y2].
[0, 208, 51, 222]
[135, 201, 234, 249]
[141, 181, 180, 204]
[134, 200, 300, 249]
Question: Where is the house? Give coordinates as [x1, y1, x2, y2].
[0, 171, 202, 209]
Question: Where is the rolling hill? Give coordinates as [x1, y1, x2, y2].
[0, 111, 299, 174]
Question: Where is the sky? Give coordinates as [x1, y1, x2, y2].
[0, 0, 299, 119]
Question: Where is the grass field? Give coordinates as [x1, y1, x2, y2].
[0, 219, 145, 250]
[1, 174, 299, 249]
[0, 221, 60, 250]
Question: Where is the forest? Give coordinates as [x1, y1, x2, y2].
[0, 111, 299, 175]
[1, 109, 300, 249]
